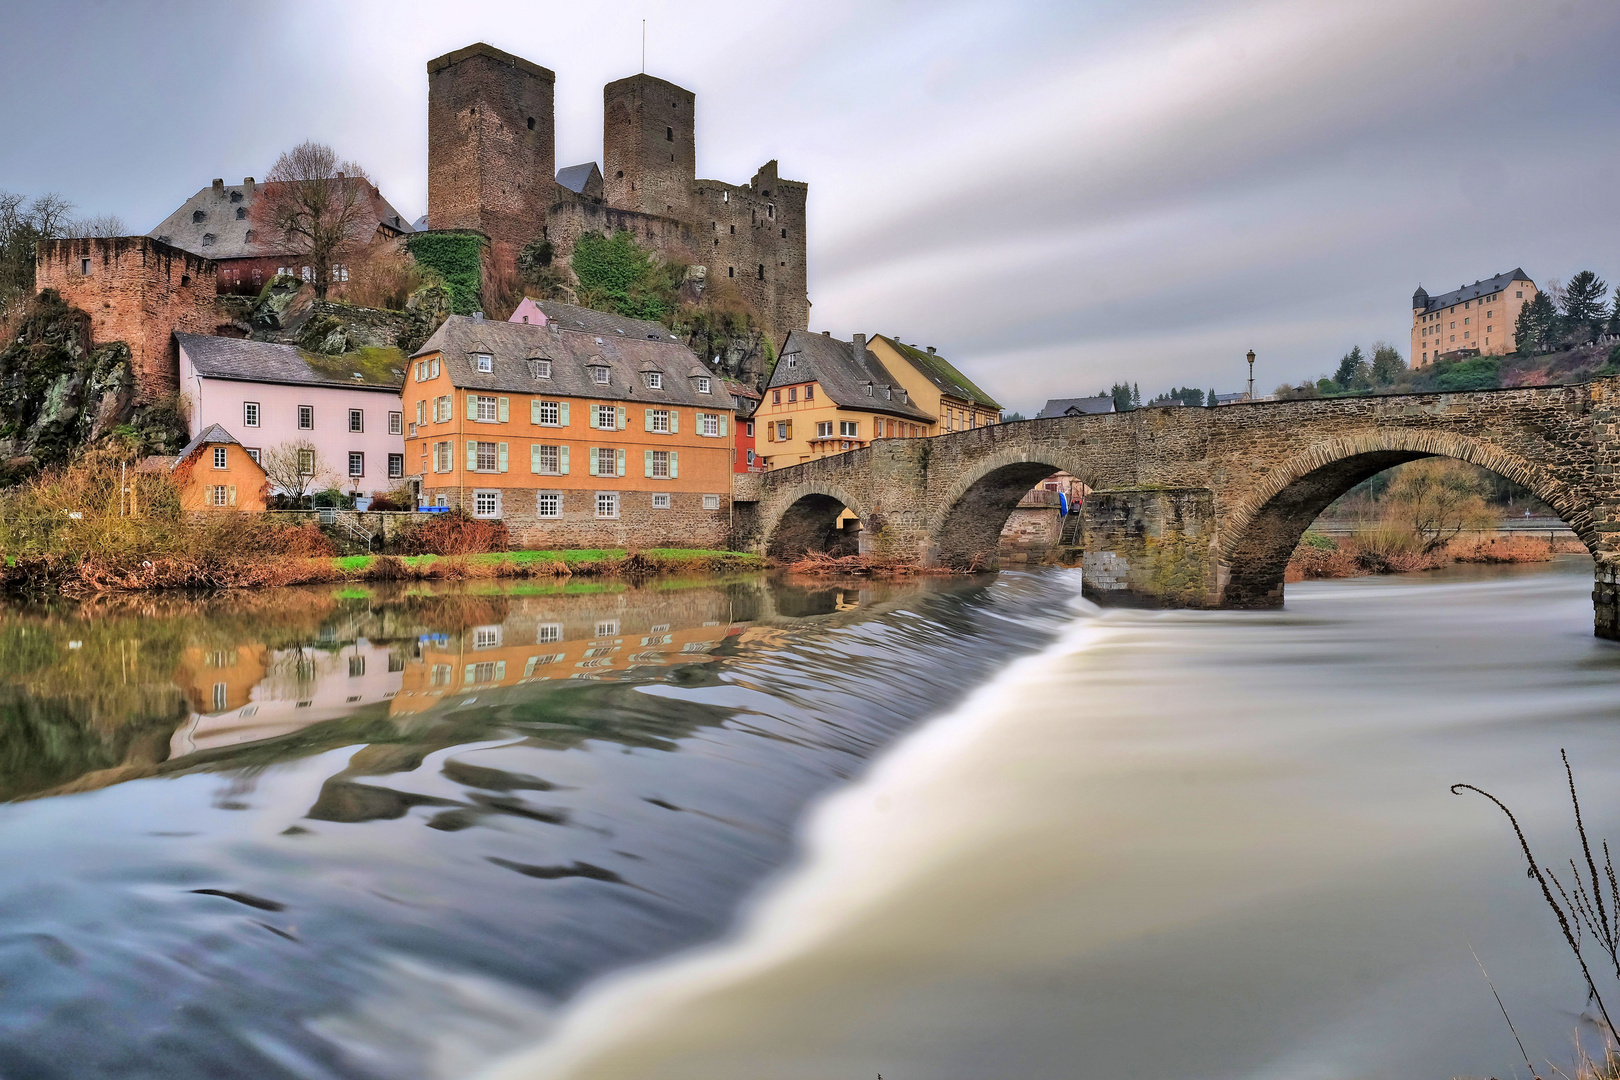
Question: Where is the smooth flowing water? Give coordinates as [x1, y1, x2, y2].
[0, 560, 1616, 1079]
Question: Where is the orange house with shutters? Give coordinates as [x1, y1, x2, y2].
[404, 316, 737, 548]
[136, 424, 268, 513]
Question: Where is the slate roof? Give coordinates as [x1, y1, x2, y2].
[556, 163, 602, 194]
[769, 331, 934, 422]
[722, 379, 761, 418]
[412, 316, 735, 410]
[176, 333, 406, 391]
[161, 424, 265, 473]
[1036, 396, 1116, 418]
[529, 299, 676, 342]
[1415, 268, 1533, 314]
[872, 336, 1002, 411]
[150, 179, 414, 260]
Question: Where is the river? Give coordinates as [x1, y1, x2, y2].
[0, 559, 1615, 1079]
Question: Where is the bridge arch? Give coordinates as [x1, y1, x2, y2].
[927, 446, 1097, 569]
[759, 481, 872, 561]
[1218, 428, 1596, 608]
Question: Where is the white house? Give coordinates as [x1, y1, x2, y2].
[176, 333, 406, 496]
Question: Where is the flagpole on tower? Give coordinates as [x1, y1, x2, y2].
[642, 20, 646, 73]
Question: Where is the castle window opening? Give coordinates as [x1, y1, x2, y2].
[180, 275, 191, 286]
[616, 170, 624, 178]
[80, 258, 90, 275]
[527, 116, 535, 130]
[757, 265, 765, 280]
[192, 210, 205, 223]
[781, 229, 787, 238]
[730, 224, 735, 234]
[728, 266, 734, 277]
[723, 191, 729, 203]
[666, 126, 673, 141]
[768, 204, 775, 219]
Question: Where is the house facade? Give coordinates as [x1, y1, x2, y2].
[176, 334, 406, 497]
[404, 316, 736, 548]
[1411, 269, 1537, 366]
[866, 336, 1001, 431]
[755, 331, 935, 470]
[136, 424, 269, 514]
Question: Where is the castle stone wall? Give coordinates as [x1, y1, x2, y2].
[603, 74, 696, 219]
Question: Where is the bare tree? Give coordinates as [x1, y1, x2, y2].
[0, 190, 76, 322]
[262, 439, 337, 506]
[68, 213, 128, 238]
[251, 141, 378, 299]
[1384, 459, 1495, 552]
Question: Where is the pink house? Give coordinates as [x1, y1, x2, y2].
[508, 298, 549, 326]
[176, 334, 406, 496]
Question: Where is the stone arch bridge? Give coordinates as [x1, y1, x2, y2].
[732, 379, 1620, 639]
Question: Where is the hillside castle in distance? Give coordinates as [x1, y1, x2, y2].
[426, 42, 809, 337]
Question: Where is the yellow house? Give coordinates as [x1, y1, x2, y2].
[1411, 269, 1537, 367]
[756, 331, 935, 469]
[864, 336, 1001, 431]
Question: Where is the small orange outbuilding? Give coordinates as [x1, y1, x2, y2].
[137, 424, 268, 513]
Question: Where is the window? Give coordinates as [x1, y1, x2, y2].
[298, 449, 315, 475]
[388, 411, 401, 435]
[702, 494, 721, 510]
[246, 448, 260, 464]
[213, 682, 228, 711]
[817, 421, 833, 438]
[213, 446, 228, 469]
[1517, 290, 1523, 298]
[349, 452, 364, 477]
[745, 421, 754, 436]
[649, 450, 671, 478]
[728, 266, 734, 277]
[212, 485, 228, 506]
[534, 444, 560, 474]
[591, 447, 622, 476]
[80, 257, 91, 275]
[649, 409, 671, 433]
[645, 372, 663, 389]
[595, 620, 620, 638]
[388, 454, 403, 479]
[776, 421, 789, 440]
[537, 623, 563, 644]
[473, 625, 501, 649]
[473, 490, 500, 518]
[596, 404, 617, 429]
[758, 265, 765, 280]
[652, 493, 671, 509]
[529, 358, 551, 379]
[699, 412, 720, 437]
[298, 405, 313, 429]
[805, 385, 814, 401]
[590, 366, 610, 385]
[841, 421, 858, 437]
[349, 408, 363, 432]
[243, 401, 259, 427]
[433, 441, 452, 472]
[470, 395, 495, 422]
[772, 389, 781, 404]
[537, 399, 560, 425]
[474, 353, 493, 373]
[192, 210, 205, 224]
[666, 125, 674, 141]
[596, 492, 619, 519]
[788, 387, 797, 402]
[696, 376, 711, 393]
[746, 448, 755, 465]
[475, 442, 497, 471]
[536, 491, 561, 517]
[785, 355, 797, 369]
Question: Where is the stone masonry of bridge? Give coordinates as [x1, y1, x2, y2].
[731, 378, 1620, 639]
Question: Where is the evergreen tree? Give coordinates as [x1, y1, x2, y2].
[1610, 286, 1620, 336]
[1370, 342, 1406, 386]
[1108, 382, 1133, 412]
[1207, 387, 1218, 407]
[1131, 383, 1140, 408]
[1514, 292, 1557, 354]
[1562, 270, 1610, 339]
[1333, 345, 1366, 388]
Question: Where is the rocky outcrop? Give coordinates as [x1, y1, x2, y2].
[0, 291, 186, 480]
[214, 275, 452, 357]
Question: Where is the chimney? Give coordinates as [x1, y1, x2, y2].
[243, 177, 255, 195]
[821, 330, 830, 336]
[852, 333, 867, 360]
[212, 178, 224, 194]
[926, 346, 936, 354]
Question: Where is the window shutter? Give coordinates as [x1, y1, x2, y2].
[559, 402, 569, 426]
[464, 665, 475, 685]
[227, 485, 237, 506]
[530, 444, 540, 473]
[495, 661, 506, 681]
[497, 443, 509, 472]
[588, 448, 598, 476]
[644, 449, 654, 477]
[530, 399, 541, 424]
[616, 406, 627, 430]
[669, 451, 678, 479]
[466, 440, 477, 470]
[589, 407, 599, 430]
[498, 397, 509, 423]
[669, 410, 678, 433]
[616, 448, 626, 476]
[767, 423, 775, 442]
[466, 395, 476, 421]
[644, 409, 654, 432]
[785, 420, 792, 439]
[559, 446, 569, 474]
[718, 415, 727, 437]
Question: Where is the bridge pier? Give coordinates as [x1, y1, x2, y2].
[1598, 559, 1620, 641]
[1078, 488, 1219, 608]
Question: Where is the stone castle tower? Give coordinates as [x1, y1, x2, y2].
[424, 42, 809, 337]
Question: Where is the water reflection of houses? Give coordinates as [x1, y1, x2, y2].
[392, 592, 738, 715]
[170, 640, 405, 756]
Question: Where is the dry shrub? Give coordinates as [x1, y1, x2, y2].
[341, 241, 424, 311]
[1450, 534, 1557, 564]
[259, 521, 336, 558]
[397, 508, 509, 556]
[480, 241, 525, 321]
[1349, 523, 1441, 574]
[787, 550, 925, 578]
[368, 555, 410, 580]
[1285, 544, 1361, 582]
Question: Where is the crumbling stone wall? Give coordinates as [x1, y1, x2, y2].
[740, 380, 1620, 638]
[36, 236, 218, 401]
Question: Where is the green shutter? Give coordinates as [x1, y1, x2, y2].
[589, 407, 598, 430]
[718, 414, 727, 437]
[644, 409, 654, 432]
[559, 446, 569, 475]
[495, 661, 506, 680]
[616, 406, 627, 430]
[464, 664, 475, 685]
[616, 448, 626, 477]
[559, 402, 569, 426]
[588, 448, 598, 476]
[644, 449, 654, 477]
[530, 399, 541, 424]
[466, 440, 477, 470]
[530, 443, 541, 473]
[497, 443, 509, 472]
[466, 394, 476, 421]
[669, 410, 679, 433]
[669, 451, 678, 479]
[498, 397, 509, 423]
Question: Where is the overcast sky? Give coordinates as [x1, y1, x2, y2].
[3, 0, 1618, 413]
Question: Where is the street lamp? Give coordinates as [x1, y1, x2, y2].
[1246, 349, 1256, 402]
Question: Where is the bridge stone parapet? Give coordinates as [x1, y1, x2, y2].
[741, 378, 1620, 638]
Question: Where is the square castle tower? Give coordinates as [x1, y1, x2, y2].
[426, 43, 808, 337]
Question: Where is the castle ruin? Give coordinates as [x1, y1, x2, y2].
[425, 43, 809, 337]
